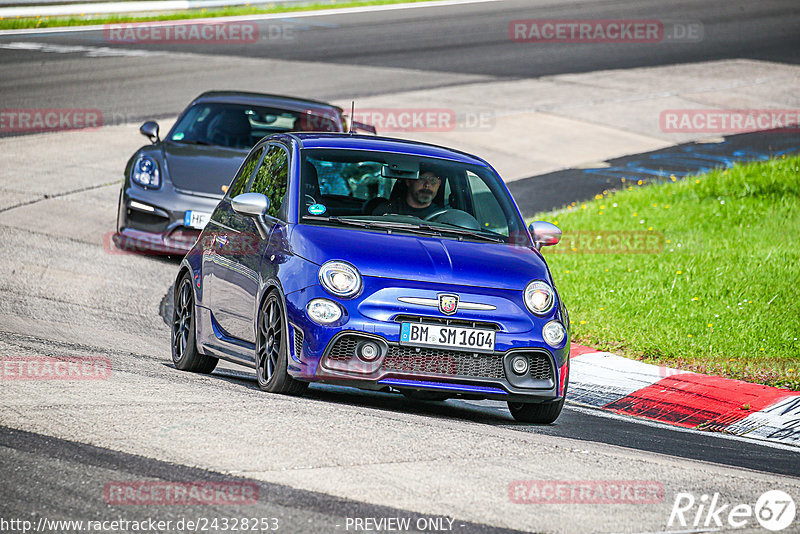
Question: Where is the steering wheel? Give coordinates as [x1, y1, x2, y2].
[305, 194, 317, 206]
[424, 208, 482, 231]
[423, 208, 451, 221]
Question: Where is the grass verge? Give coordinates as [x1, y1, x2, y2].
[534, 154, 800, 390]
[0, 0, 435, 30]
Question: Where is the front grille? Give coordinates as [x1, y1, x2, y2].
[515, 351, 553, 380]
[293, 327, 303, 357]
[326, 335, 359, 361]
[393, 315, 500, 331]
[127, 208, 168, 232]
[383, 346, 505, 379]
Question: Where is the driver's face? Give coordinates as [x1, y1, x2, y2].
[407, 172, 441, 207]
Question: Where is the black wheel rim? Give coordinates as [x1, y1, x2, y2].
[172, 279, 192, 360]
[257, 297, 282, 384]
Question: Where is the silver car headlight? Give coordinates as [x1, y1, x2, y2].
[543, 321, 566, 347]
[524, 280, 555, 315]
[306, 299, 342, 325]
[319, 261, 362, 298]
[131, 155, 160, 189]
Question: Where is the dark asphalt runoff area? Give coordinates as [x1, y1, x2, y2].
[509, 129, 800, 216]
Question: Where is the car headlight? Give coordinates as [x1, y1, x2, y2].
[131, 155, 160, 188]
[307, 298, 342, 325]
[524, 280, 555, 315]
[543, 321, 566, 347]
[319, 261, 362, 298]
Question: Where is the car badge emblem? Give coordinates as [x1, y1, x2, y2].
[438, 294, 459, 315]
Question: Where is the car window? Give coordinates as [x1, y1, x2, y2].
[168, 103, 341, 149]
[299, 149, 526, 244]
[466, 170, 509, 236]
[250, 144, 289, 220]
[310, 160, 393, 200]
[227, 146, 264, 199]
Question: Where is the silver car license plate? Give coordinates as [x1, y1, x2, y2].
[184, 210, 211, 230]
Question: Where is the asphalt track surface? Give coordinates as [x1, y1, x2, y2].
[1, 0, 799, 532]
[2, 0, 800, 117]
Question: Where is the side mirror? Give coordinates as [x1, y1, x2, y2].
[231, 193, 270, 218]
[529, 221, 561, 250]
[232, 193, 271, 240]
[139, 121, 160, 143]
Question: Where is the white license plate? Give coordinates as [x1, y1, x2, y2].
[400, 322, 495, 353]
[184, 210, 211, 229]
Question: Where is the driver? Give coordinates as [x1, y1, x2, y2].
[374, 167, 442, 218]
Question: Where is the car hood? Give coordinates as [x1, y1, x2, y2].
[162, 142, 249, 196]
[291, 224, 549, 291]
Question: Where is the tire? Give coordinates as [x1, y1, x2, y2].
[401, 390, 450, 402]
[507, 360, 569, 424]
[255, 290, 308, 395]
[172, 273, 218, 373]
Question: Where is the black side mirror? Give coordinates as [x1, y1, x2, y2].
[139, 121, 160, 144]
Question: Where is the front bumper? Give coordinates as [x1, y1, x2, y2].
[115, 185, 223, 255]
[285, 281, 570, 402]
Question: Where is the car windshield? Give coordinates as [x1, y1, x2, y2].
[299, 148, 528, 245]
[168, 103, 340, 149]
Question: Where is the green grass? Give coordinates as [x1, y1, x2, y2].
[0, 0, 435, 30]
[534, 154, 800, 390]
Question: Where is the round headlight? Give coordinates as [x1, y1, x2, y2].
[131, 155, 160, 188]
[543, 321, 566, 347]
[319, 261, 362, 298]
[524, 281, 555, 315]
[306, 298, 342, 325]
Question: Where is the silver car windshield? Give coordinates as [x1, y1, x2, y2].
[169, 103, 340, 149]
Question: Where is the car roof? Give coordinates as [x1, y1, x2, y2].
[191, 91, 343, 115]
[280, 133, 490, 166]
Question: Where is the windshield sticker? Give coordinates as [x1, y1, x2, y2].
[308, 204, 327, 215]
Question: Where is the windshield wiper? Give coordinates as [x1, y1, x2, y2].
[302, 216, 503, 242]
[419, 224, 504, 243]
[302, 215, 443, 237]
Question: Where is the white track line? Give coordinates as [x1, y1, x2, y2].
[0, 0, 501, 36]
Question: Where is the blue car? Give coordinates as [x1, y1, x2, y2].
[172, 133, 570, 423]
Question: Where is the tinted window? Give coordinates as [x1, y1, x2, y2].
[250, 145, 288, 220]
[467, 170, 508, 236]
[168, 103, 341, 149]
[299, 149, 526, 244]
[228, 146, 263, 198]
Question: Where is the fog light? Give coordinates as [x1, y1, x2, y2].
[543, 321, 566, 347]
[511, 355, 529, 375]
[306, 299, 342, 325]
[358, 341, 380, 362]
